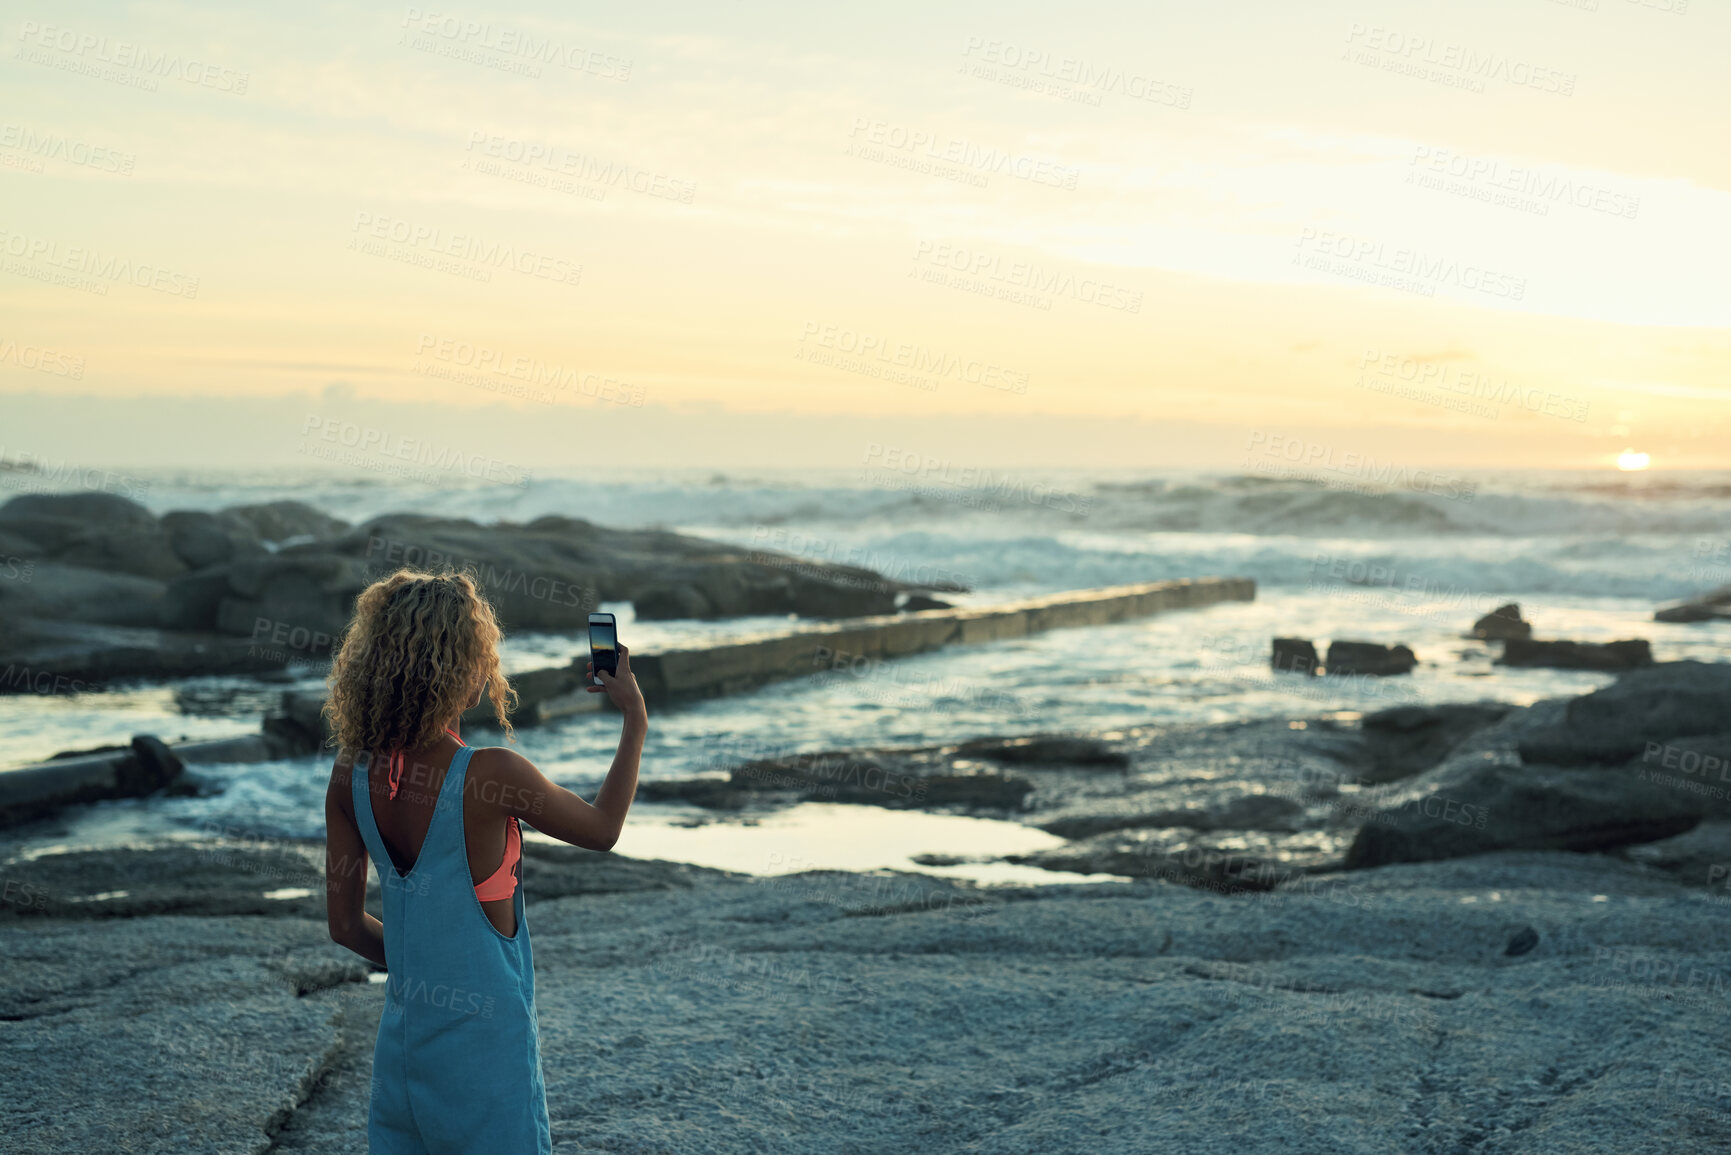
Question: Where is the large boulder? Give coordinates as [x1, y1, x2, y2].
[160, 511, 266, 570]
[216, 550, 376, 643]
[1357, 703, 1513, 783]
[220, 501, 351, 545]
[0, 563, 166, 628]
[1326, 640, 1416, 676]
[1344, 753, 1702, 869]
[1468, 603, 1531, 640]
[1655, 585, 1731, 624]
[0, 493, 184, 579]
[1517, 661, 1731, 766]
[1498, 638, 1651, 671]
[1271, 637, 1319, 676]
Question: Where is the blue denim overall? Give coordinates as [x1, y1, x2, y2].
[353, 744, 552, 1154]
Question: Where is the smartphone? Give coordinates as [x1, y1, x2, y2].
[588, 612, 618, 686]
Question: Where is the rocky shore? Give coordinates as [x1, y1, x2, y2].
[5, 661, 1731, 1152]
[0, 493, 949, 688]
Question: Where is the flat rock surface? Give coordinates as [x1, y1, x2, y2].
[4, 842, 1731, 1153]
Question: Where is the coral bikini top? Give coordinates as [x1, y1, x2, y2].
[387, 727, 521, 903]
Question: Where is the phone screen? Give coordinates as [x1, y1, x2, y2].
[589, 617, 617, 684]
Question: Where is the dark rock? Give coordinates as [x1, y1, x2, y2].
[1505, 925, 1539, 957]
[1037, 792, 1304, 839]
[0, 492, 158, 541]
[901, 594, 953, 612]
[1326, 640, 1416, 677]
[1009, 827, 1347, 890]
[261, 690, 334, 755]
[161, 510, 264, 570]
[1655, 585, 1731, 624]
[1271, 637, 1318, 676]
[644, 753, 1033, 812]
[159, 567, 235, 630]
[1344, 755, 1702, 870]
[0, 563, 166, 627]
[633, 583, 713, 620]
[1470, 603, 1531, 641]
[1517, 661, 1731, 766]
[0, 733, 187, 826]
[954, 736, 1129, 768]
[1497, 638, 1652, 671]
[216, 550, 376, 640]
[1623, 821, 1731, 890]
[219, 501, 351, 545]
[0, 493, 184, 579]
[1358, 703, 1513, 783]
[0, 618, 287, 690]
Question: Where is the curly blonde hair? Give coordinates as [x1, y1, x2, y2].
[323, 569, 516, 756]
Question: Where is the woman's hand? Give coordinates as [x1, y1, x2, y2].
[588, 642, 647, 720]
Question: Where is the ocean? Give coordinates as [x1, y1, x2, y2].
[4, 466, 1729, 876]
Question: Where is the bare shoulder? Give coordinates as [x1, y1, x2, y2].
[327, 749, 356, 813]
[466, 746, 550, 815]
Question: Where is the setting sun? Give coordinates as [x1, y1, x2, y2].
[1616, 449, 1653, 471]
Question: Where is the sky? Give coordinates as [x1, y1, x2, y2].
[1, 0, 1727, 470]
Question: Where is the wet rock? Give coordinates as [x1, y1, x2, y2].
[159, 566, 235, 630]
[1357, 703, 1513, 784]
[1469, 603, 1532, 641]
[0, 617, 286, 690]
[160, 510, 265, 570]
[1517, 661, 1731, 766]
[1622, 821, 1731, 890]
[1271, 637, 1319, 676]
[641, 753, 1033, 812]
[901, 594, 953, 612]
[0, 563, 166, 628]
[1009, 827, 1348, 890]
[1498, 638, 1652, 671]
[0, 494, 185, 580]
[1344, 754, 1702, 870]
[1036, 793, 1304, 839]
[1326, 640, 1416, 677]
[0, 734, 187, 827]
[1655, 585, 1731, 624]
[954, 736, 1129, 768]
[221, 500, 351, 545]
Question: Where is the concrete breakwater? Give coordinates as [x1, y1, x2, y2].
[521, 575, 1257, 721]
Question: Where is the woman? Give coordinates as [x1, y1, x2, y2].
[322, 569, 647, 1154]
